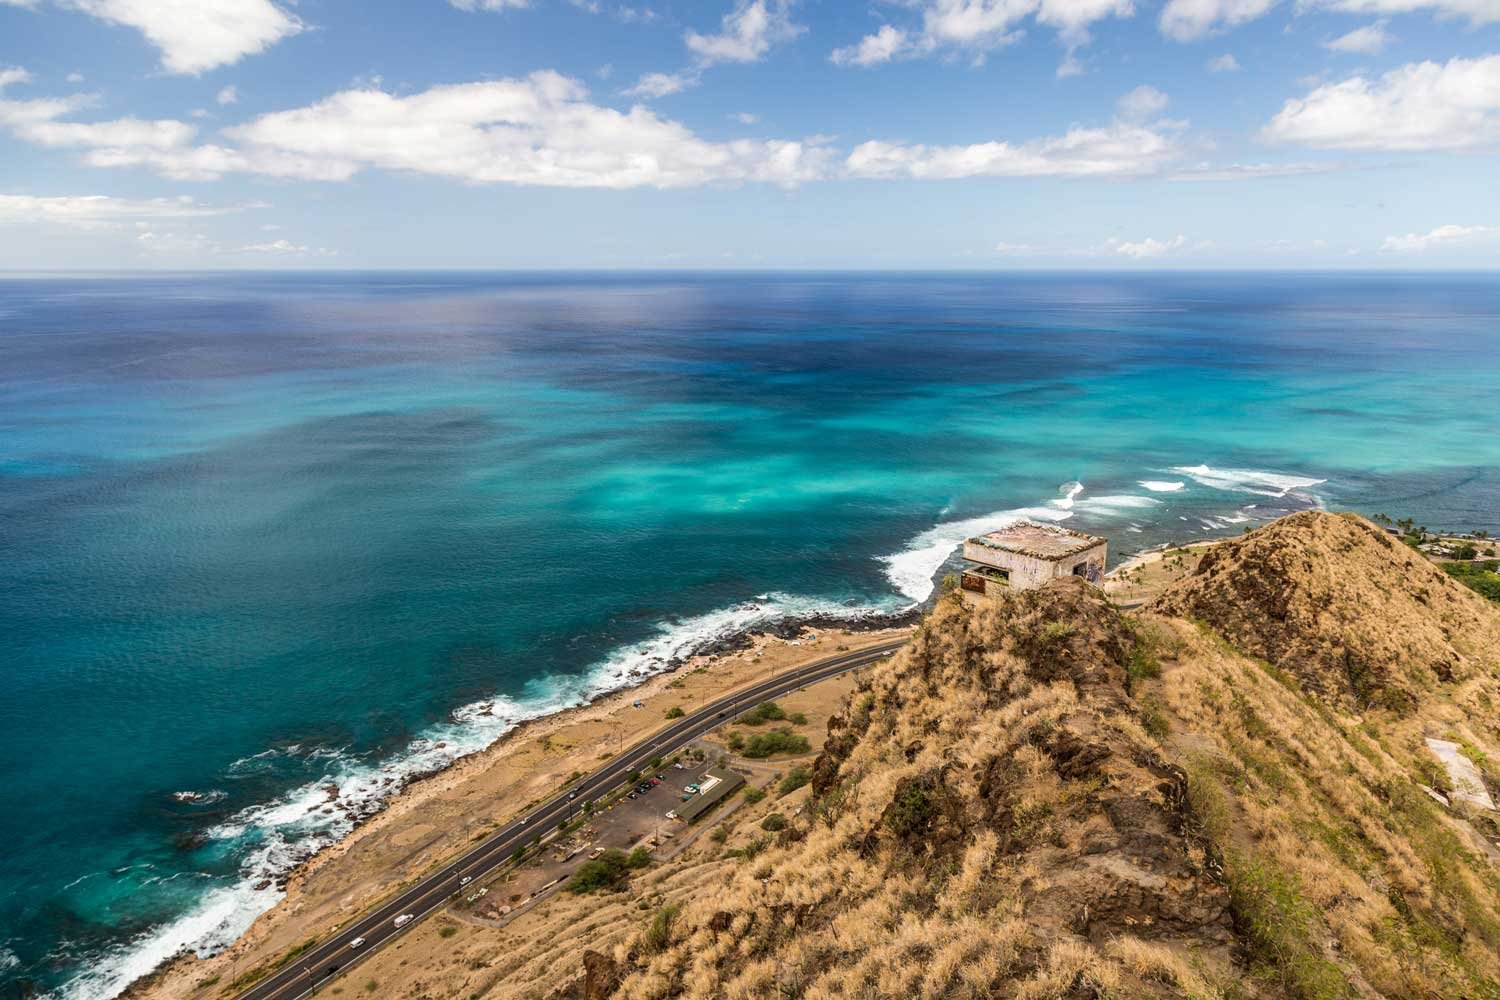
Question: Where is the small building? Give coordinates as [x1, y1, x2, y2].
[674, 767, 746, 824]
[960, 521, 1107, 595]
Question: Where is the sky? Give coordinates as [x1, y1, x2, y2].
[1, 0, 1498, 269]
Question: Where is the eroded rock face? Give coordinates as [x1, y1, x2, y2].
[580, 949, 620, 1000]
[1150, 512, 1500, 712]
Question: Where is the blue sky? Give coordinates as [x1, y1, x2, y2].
[1, 0, 1498, 268]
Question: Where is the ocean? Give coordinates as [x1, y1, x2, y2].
[2, 271, 1498, 998]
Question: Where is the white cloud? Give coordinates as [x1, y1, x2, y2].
[1206, 53, 1241, 71]
[1037, 0, 1135, 48]
[0, 193, 251, 226]
[845, 118, 1180, 180]
[1313, 0, 1500, 24]
[733, 111, 759, 124]
[1324, 20, 1393, 52]
[1117, 84, 1169, 120]
[1113, 233, 1189, 257]
[830, 24, 909, 66]
[685, 0, 801, 65]
[7, 71, 1281, 191]
[622, 70, 698, 98]
[830, 0, 1133, 68]
[135, 228, 218, 253]
[1169, 160, 1340, 179]
[66, 71, 85, 83]
[217, 85, 238, 105]
[1381, 223, 1497, 251]
[1159, 0, 1278, 41]
[238, 237, 336, 255]
[1160, 0, 1500, 40]
[1261, 54, 1500, 150]
[59, 72, 830, 188]
[19, 0, 303, 75]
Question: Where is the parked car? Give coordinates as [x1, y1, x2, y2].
[649, 778, 661, 786]
[393, 913, 414, 929]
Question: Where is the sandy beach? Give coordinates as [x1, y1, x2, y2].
[125, 623, 909, 1000]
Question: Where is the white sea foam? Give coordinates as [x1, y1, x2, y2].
[1139, 480, 1184, 493]
[1170, 464, 1326, 499]
[879, 505, 1073, 604]
[1048, 481, 1085, 510]
[55, 590, 896, 1000]
[1073, 494, 1160, 515]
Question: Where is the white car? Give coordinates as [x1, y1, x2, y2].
[349, 936, 366, 949]
[393, 913, 414, 929]
[459, 875, 472, 886]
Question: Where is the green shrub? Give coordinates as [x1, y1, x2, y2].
[884, 779, 937, 839]
[642, 903, 681, 953]
[438, 924, 458, 938]
[665, 706, 685, 719]
[567, 849, 631, 893]
[778, 766, 811, 794]
[727, 732, 745, 752]
[736, 700, 788, 726]
[626, 846, 652, 869]
[761, 812, 787, 832]
[742, 728, 810, 759]
[1442, 560, 1500, 602]
[742, 785, 766, 804]
[788, 711, 808, 725]
[729, 835, 769, 859]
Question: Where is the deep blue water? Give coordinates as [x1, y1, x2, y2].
[2, 272, 1498, 997]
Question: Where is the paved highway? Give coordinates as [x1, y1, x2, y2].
[233, 637, 907, 1000]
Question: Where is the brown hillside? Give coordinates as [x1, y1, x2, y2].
[1149, 511, 1500, 713]
[576, 579, 1251, 999]
[554, 512, 1500, 1000]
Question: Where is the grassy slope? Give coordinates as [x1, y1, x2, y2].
[551, 513, 1500, 1000]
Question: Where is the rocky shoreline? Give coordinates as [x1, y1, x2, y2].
[113, 609, 918, 1000]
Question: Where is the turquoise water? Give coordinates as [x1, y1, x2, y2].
[2, 272, 1498, 997]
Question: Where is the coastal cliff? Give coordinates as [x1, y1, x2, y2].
[548, 512, 1500, 999]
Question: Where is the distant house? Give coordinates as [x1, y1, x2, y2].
[960, 521, 1107, 596]
[675, 767, 745, 824]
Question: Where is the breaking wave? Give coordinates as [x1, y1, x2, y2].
[1171, 464, 1326, 499]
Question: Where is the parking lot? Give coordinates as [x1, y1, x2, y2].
[452, 742, 735, 923]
